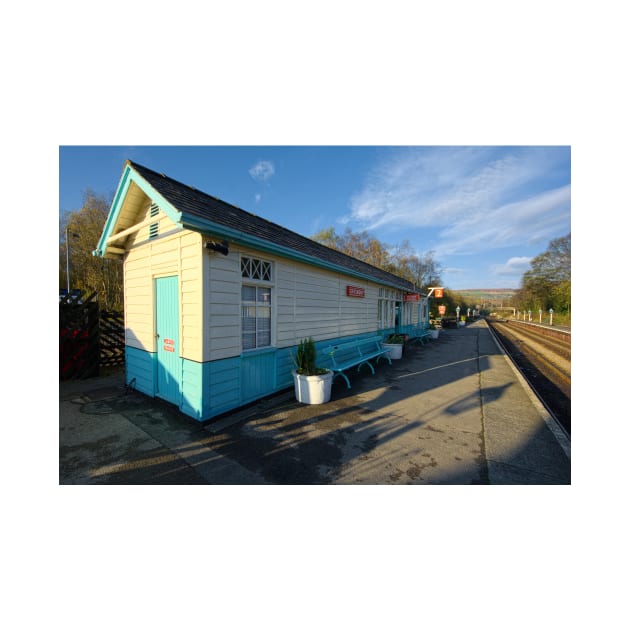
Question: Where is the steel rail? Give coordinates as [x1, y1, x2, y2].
[486, 320, 571, 442]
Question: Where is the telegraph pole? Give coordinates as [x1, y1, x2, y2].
[65, 226, 79, 293]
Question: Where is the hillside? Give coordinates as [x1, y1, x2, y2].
[454, 288, 516, 305]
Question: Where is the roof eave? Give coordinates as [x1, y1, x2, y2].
[93, 163, 183, 258]
[181, 214, 414, 291]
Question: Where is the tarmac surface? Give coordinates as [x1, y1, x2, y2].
[59, 319, 571, 484]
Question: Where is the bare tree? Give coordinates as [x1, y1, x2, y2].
[312, 227, 392, 270]
[312, 228, 443, 290]
[60, 189, 123, 310]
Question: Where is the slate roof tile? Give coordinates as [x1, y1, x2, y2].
[129, 160, 418, 292]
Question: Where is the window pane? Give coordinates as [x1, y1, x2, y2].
[242, 333, 256, 350]
[242, 307, 256, 332]
[257, 328, 271, 347]
[256, 306, 271, 347]
[240, 269, 273, 350]
[242, 304, 256, 349]
[242, 285, 256, 301]
[257, 286, 271, 303]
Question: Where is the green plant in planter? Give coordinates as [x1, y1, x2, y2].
[295, 337, 329, 376]
[385, 333, 405, 344]
[429, 322, 437, 330]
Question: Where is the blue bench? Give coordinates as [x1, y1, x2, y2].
[322, 336, 392, 388]
[410, 325, 432, 345]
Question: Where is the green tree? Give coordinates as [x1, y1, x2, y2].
[59, 189, 123, 310]
[515, 233, 571, 315]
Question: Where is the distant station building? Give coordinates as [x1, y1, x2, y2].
[94, 161, 429, 421]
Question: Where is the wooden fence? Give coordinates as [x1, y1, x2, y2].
[60, 290, 125, 380]
[99, 310, 125, 369]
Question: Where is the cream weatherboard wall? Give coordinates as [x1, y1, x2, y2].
[124, 204, 203, 362]
[122, 202, 205, 404]
[192, 244, 425, 420]
[195, 244, 400, 420]
[201, 245, 409, 362]
[121, 206, 424, 422]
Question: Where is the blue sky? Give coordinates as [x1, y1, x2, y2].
[59, 145, 570, 290]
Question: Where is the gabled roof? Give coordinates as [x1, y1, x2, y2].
[95, 160, 420, 293]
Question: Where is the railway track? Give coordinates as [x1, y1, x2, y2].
[485, 318, 571, 436]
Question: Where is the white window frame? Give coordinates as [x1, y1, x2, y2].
[240, 255, 274, 351]
[377, 287, 403, 329]
[420, 299, 428, 324]
[402, 301, 415, 326]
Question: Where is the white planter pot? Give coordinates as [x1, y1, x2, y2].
[458, 321, 466, 327]
[383, 343, 403, 360]
[430, 329, 439, 339]
[292, 370, 333, 404]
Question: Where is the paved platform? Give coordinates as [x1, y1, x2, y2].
[59, 320, 570, 484]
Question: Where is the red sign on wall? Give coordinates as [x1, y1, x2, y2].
[346, 285, 365, 298]
[404, 293, 420, 302]
[163, 338, 174, 352]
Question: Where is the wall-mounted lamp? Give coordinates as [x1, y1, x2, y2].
[205, 239, 229, 256]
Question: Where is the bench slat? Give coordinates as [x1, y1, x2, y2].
[410, 326, 432, 345]
[322, 336, 392, 389]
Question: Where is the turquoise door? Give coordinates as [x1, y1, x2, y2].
[155, 276, 181, 405]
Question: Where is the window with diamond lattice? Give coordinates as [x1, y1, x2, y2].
[240, 256, 273, 350]
[241, 256, 272, 282]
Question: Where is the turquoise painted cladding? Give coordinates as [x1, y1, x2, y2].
[275, 347, 296, 388]
[180, 357, 242, 421]
[205, 357, 241, 416]
[95, 167, 131, 256]
[155, 276, 182, 406]
[181, 360, 204, 419]
[126, 346, 156, 396]
[240, 349, 276, 403]
[125, 330, 388, 422]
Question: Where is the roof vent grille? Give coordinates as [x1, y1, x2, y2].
[149, 203, 159, 239]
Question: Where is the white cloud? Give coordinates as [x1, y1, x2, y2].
[255, 193, 261, 203]
[348, 147, 513, 229]
[434, 184, 571, 256]
[491, 256, 532, 276]
[249, 160, 275, 182]
[346, 147, 570, 257]
[442, 266, 467, 276]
